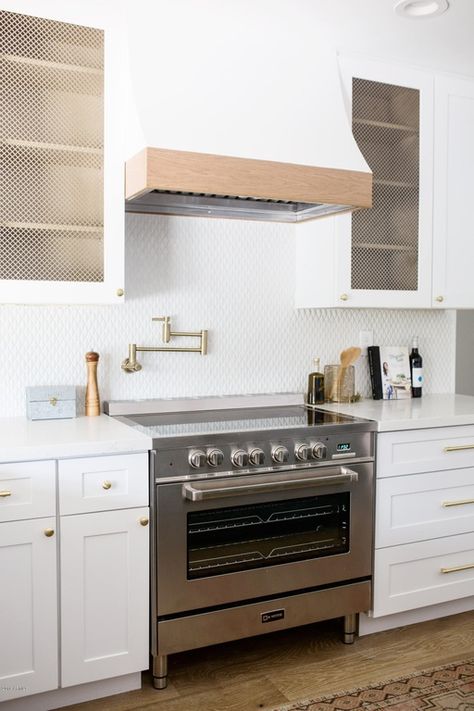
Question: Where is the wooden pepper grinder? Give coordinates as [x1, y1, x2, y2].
[85, 351, 100, 416]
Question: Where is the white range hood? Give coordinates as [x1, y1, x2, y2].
[124, 1, 372, 222]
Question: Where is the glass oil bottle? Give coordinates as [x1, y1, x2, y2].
[307, 358, 325, 406]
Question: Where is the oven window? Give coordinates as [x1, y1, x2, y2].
[187, 493, 349, 579]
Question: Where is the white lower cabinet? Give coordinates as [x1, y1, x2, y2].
[0, 460, 55, 523]
[373, 427, 474, 620]
[374, 532, 474, 616]
[58, 453, 148, 515]
[60, 507, 149, 687]
[0, 517, 58, 700]
[376, 424, 474, 478]
[376, 467, 474, 547]
[0, 450, 149, 705]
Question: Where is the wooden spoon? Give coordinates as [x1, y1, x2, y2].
[331, 346, 362, 401]
[340, 346, 362, 368]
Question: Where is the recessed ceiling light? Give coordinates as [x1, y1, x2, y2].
[394, 0, 449, 18]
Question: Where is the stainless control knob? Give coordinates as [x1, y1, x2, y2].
[272, 445, 289, 464]
[249, 448, 265, 466]
[312, 442, 327, 460]
[188, 449, 206, 469]
[295, 443, 311, 462]
[231, 449, 249, 468]
[207, 449, 224, 467]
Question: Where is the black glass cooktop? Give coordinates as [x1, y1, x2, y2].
[122, 405, 365, 439]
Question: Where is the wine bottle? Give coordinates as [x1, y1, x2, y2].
[307, 358, 325, 405]
[409, 337, 423, 398]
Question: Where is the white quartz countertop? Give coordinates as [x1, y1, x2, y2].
[318, 393, 474, 432]
[0, 414, 152, 463]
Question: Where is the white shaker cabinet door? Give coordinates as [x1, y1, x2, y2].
[432, 75, 474, 309]
[0, 517, 58, 700]
[60, 507, 149, 687]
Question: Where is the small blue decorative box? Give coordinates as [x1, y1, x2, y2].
[26, 385, 78, 420]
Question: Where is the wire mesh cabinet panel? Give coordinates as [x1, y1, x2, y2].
[334, 57, 434, 308]
[0, 2, 124, 304]
[296, 58, 434, 310]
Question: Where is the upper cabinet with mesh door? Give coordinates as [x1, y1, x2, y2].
[296, 56, 434, 309]
[296, 55, 474, 310]
[0, 1, 125, 304]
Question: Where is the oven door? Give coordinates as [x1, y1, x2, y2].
[155, 463, 373, 616]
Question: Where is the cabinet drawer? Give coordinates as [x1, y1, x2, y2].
[377, 425, 474, 478]
[373, 531, 474, 617]
[59, 453, 148, 515]
[376, 468, 474, 547]
[0, 460, 55, 522]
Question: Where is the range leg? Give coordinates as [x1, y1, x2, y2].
[153, 654, 168, 689]
[343, 613, 357, 644]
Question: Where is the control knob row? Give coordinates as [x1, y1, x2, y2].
[189, 441, 326, 469]
[188, 447, 266, 469]
[232, 448, 266, 467]
[295, 442, 327, 462]
[188, 448, 224, 468]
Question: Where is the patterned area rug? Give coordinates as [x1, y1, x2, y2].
[272, 659, 474, 710]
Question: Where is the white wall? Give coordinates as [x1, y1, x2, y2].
[125, 0, 474, 160]
[456, 311, 474, 395]
[0, 215, 455, 417]
[0, 0, 467, 417]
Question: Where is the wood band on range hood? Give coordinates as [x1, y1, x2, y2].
[125, 147, 372, 222]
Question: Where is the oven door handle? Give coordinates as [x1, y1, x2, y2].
[182, 467, 359, 501]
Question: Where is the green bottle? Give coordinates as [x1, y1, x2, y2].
[307, 358, 325, 405]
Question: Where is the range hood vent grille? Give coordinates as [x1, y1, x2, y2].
[126, 189, 351, 223]
[125, 148, 372, 224]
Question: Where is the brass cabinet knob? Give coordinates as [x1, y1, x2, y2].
[435, 295, 444, 303]
[49, 397, 58, 406]
[116, 288, 124, 297]
[340, 293, 349, 301]
[0, 490, 12, 497]
[44, 528, 55, 537]
[102, 480, 112, 490]
[139, 517, 149, 527]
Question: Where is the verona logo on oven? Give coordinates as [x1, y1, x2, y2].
[261, 609, 285, 623]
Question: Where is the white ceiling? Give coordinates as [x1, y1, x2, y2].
[314, 0, 474, 76]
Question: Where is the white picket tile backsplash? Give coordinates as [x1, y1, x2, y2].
[0, 214, 455, 417]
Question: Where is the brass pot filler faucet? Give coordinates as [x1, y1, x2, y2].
[121, 316, 208, 373]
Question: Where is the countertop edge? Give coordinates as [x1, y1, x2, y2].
[0, 414, 153, 463]
[317, 394, 474, 432]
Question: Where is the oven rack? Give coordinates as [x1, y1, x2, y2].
[188, 537, 347, 573]
[188, 504, 340, 535]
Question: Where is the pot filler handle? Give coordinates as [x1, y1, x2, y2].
[182, 467, 359, 502]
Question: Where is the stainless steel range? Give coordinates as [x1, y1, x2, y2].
[107, 396, 376, 690]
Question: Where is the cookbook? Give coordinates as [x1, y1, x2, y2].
[368, 345, 411, 400]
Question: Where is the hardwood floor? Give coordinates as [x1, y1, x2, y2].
[67, 611, 474, 711]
